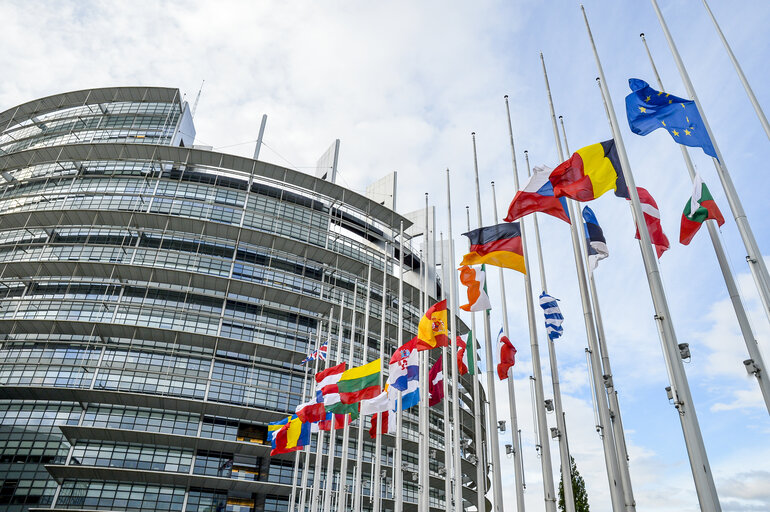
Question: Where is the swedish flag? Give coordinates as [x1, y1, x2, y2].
[625, 78, 716, 159]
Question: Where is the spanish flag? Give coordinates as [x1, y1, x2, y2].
[460, 222, 526, 274]
[550, 139, 629, 202]
[415, 300, 449, 351]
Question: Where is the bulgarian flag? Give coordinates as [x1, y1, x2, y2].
[680, 175, 725, 245]
[457, 332, 475, 376]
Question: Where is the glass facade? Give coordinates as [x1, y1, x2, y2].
[0, 87, 485, 512]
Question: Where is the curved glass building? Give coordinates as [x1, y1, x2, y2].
[0, 87, 486, 512]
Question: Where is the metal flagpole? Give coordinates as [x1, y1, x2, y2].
[419, 194, 431, 512]
[640, 33, 770, 413]
[298, 327, 324, 512]
[463, 210, 488, 512]
[584, 5, 722, 510]
[558, 115, 637, 511]
[394, 221, 405, 512]
[322, 299, 346, 512]
[372, 244, 389, 512]
[353, 265, 373, 512]
[539, 51, 625, 511]
[502, 95, 544, 512]
[439, 232, 456, 512]
[310, 309, 334, 512]
[446, 168, 466, 512]
[338, 281, 359, 510]
[702, 0, 770, 143]
[651, 0, 770, 328]
[290, 365, 310, 512]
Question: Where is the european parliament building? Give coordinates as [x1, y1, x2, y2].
[0, 88, 487, 512]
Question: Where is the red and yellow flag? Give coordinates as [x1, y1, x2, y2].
[415, 300, 449, 351]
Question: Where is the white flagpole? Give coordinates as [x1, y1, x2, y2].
[290, 364, 310, 512]
[446, 168, 466, 512]
[539, 51, 625, 511]
[558, 115, 637, 511]
[310, 309, 334, 512]
[639, 33, 770, 413]
[338, 281, 359, 510]
[298, 326, 325, 512]
[462, 211, 488, 512]
[702, 0, 770, 142]
[439, 232, 456, 511]
[394, 221, 405, 512]
[419, 194, 431, 512]
[353, 265, 373, 512]
[322, 299, 346, 512]
[650, 0, 770, 328]
[584, 6, 721, 510]
[373, 244, 389, 512]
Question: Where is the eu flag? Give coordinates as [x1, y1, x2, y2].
[625, 78, 717, 159]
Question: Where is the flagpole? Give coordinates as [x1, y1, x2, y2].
[419, 194, 431, 512]
[468, 137, 505, 512]
[372, 244, 389, 512]
[353, 265, 373, 512]
[584, 6, 721, 510]
[289, 364, 310, 512]
[394, 221, 405, 512]
[558, 115, 637, 511]
[298, 326, 324, 512]
[640, 33, 770, 412]
[322, 298, 346, 512]
[446, 168, 466, 512]
[702, 0, 770, 142]
[338, 281, 359, 510]
[540, 51, 625, 511]
[439, 231, 457, 512]
[463, 210, 488, 512]
[650, 0, 770, 329]
[310, 308, 334, 512]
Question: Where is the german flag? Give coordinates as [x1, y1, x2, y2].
[460, 222, 525, 274]
[550, 139, 629, 202]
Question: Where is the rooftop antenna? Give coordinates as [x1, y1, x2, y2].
[191, 80, 205, 118]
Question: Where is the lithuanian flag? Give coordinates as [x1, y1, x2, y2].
[337, 359, 382, 404]
[550, 139, 629, 201]
[415, 300, 449, 351]
[460, 222, 526, 274]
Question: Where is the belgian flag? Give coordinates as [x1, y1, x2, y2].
[460, 222, 525, 274]
[550, 139, 629, 201]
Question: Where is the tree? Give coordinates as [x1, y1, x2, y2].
[558, 456, 590, 512]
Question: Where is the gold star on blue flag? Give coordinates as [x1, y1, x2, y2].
[625, 78, 716, 159]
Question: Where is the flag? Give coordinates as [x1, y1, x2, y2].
[549, 140, 629, 202]
[428, 356, 444, 407]
[629, 187, 670, 258]
[369, 409, 397, 439]
[318, 412, 353, 431]
[459, 265, 492, 312]
[295, 398, 326, 424]
[582, 206, 608, 271]
[388, 338, 420, 391]
[399, 379, 420, 411]
[267, 416, 288, 444]
[505, 164, 570, 223]
[359, 389, 390, 415]
[680, 175, 725, 245]
[270, 415, 310, 456]
[337, 359, 381, 404]
[625, 78, 717, 159]
[457, 332, 476, 376]
[496, 329, 517, 380]
[301, 342, 328, 365]
[415, 300, 449, 351]
[460, 222, 526, 274]
[539, 292, 564, 341]
[317, 362, 357, 415]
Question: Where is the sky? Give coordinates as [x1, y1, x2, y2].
[1, 1, 769, 510]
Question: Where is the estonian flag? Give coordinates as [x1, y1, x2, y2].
[582, 206, 608, 271]
[460, 222, 526, 274]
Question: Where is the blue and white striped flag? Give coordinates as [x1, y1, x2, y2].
[539, 292, 564, 341]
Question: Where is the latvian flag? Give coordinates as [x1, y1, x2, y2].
[629, 187, 669, 258]
[680, 175, 724, 245]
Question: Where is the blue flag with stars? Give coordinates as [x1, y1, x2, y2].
[625, 78, 716, 159]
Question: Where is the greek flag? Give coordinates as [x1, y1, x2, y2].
[539, 292, 564, 341]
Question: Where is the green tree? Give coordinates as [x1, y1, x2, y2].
[558, 456, 590, 512]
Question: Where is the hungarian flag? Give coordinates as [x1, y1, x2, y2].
[428, 356, 444, 407]
[680, 175, 725, 245]
[550, 139, 630, 202]
[457, 332, 475, 376]
[415, 300, 449, 351]
[460, 222, 526, 274]
[496, 328, 517, 380]
[505, 164, 570, 223]
[459, 265, 492, 312]
[629, 187, 669, 258]
[337, 359, 381, 404]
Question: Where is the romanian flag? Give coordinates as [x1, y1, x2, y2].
[550, 140, 629, 202]
[269, 415, 310, 456]
[415, 300, 449, 351]
[460, 222, 526, 274]
[337, 359, 382, 404]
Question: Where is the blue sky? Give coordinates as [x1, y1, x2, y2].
[2, 1, 769, 510]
